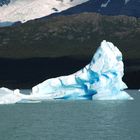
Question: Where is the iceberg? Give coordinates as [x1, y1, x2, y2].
[0, 40, 133, 104]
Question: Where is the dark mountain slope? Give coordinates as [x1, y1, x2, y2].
[0, 13, 140, 59]
[47, 0, 140, 18]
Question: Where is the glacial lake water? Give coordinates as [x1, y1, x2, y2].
[0, 90, 140, 140]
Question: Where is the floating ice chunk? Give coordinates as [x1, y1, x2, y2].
[0, 88, 22, 104]
[31, 40, 133, 100]
[0, 40, 133, 104]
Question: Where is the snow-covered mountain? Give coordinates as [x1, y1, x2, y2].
[0, 0, 140, 27]
[0, 0, 88, 25]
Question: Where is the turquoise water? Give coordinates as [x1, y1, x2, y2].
[0, 90, 140, 140]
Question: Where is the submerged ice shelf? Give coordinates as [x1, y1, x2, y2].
[0, 40, 133, 104]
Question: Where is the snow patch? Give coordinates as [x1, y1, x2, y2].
[101, 0, 111, 8]
[125, 0, 130, 4]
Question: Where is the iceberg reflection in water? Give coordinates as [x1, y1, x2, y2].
[0, 40, 133, 104]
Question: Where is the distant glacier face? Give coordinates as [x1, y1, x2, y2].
[0, 40, 133, 104]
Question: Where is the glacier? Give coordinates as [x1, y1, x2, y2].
[0, 40, 133, 104]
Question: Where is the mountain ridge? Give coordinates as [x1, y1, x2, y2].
[0, 12, 140, 59]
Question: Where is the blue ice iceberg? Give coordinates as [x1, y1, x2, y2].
[0, 40, 133, 104]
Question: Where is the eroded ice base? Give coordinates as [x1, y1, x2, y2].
[0, 40, 133, 104]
